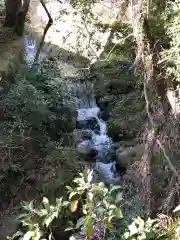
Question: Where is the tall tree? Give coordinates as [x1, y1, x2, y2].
[4, 0, 30, 36]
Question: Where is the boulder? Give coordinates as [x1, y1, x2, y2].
[73, 129, 92, 143]
[107, 92, 146, 142]
[77, 117, 100, 134]
[77, 140, 97, 158]
[116, 144, 143, 168]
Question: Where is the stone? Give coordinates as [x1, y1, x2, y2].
[95, 161, 121, 185]
[73, 129, 92, 143]
[116, 144, 143, 168]
[77, 117, 100, 134]
[0, 212, 19, 238]
[77, 140, 97, 158]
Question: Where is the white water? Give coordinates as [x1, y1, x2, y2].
[24, 35, 120, 185]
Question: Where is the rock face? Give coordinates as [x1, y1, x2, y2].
[77, 117, 100, 134]
[92, 60, 146, 142]
[116, 144, 144, 168]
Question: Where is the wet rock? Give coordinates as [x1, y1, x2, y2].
[107, 92, 146, 142]
[98, 110, 109, 121]
[116, 144, 143, 168]
[77, 140, 97, 158]
[73, 129, 92, 143]
[77, 117, 100, 134]
[95, 161, 120, 185]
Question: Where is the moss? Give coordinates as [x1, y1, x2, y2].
[108, 92, 146, 141]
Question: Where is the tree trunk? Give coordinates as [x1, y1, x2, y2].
[4, 0, 30, 36]
[130, 0, 171, 216]
[4, 0, 22, 28]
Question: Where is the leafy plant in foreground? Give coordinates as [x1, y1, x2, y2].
[8, 170, 122, 240]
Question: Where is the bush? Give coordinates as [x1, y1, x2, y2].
[9, 170, 180, 240]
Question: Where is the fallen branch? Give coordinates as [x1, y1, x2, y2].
[34, 0, 53, 63]
[100, 33, 134, 62]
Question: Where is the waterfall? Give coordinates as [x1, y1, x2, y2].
[23, 34, 120, 185]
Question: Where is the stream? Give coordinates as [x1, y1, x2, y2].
[24, 34, 121, 185]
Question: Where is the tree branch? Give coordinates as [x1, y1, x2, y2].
[34, 0, 53, 63]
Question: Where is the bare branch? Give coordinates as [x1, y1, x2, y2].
[34, 0, 53, 63]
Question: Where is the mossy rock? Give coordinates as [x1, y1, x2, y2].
[92, 60, 136, 100]
[107, 92, 146, 141]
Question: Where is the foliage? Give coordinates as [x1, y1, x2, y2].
[8, 170, 123, 240]
[165, 0, 180, 81]
[8, 169, 180, 240]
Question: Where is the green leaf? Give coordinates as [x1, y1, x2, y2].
[87, 170, 93, 183]
[62, 201, 69, 207]
[43, 212, 58, 227]
[69, 192, 78, 200]
[109, 185, 121, 193]
[96, 206, 105, 213]
[75, 217, 85, 229]
[64, 227, 74, 232]
[109, 205, 116, 209]
[10, 231, 23, 239]
[115, 192, 123, 203]
[48, 233, 52, 240]
[173, 204, 180, 212]
[56, 197, 63, 206]
[22, 219, 34, 227]
[34, 229, 42, 240]
[23, 231, 34, 240]
[43, 197, 50, 211]
[116, 208, 123, 219]
[85, 216, 94, 239]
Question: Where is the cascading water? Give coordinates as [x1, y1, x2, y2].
[76, 82, 120, 185]
[24, 35, 120, 185]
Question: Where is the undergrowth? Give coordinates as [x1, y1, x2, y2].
[7, 170, 180, 240]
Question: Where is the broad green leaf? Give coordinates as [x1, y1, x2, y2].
[115, 192, 123, 203]
[75, 217, 85, 229]
[96, 206, 105, 213]
[87, 170, 93, 183]
[56, 197, 63, 206]
[173, 204, 180, 212]
[22, 219, 34, 227]
[116, 208, 123, 219]
[23, 231, 34, 240]
[66, 186, 73, 192]
[48, 233, 52, 240]
[43, 212, 58, 227]
[109, 205, 116, 209]
[69, 192, 78, 200]
[85, 215, 94, 239]
[43, 197, 50, 211]
[64, 227, 74, 232]
[10, 231, 23, 239]
[34, 229, 42, 240]
[69, 236, 76, 240]
[62, 201, 69, 207]
[109, 185, 121, 193]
